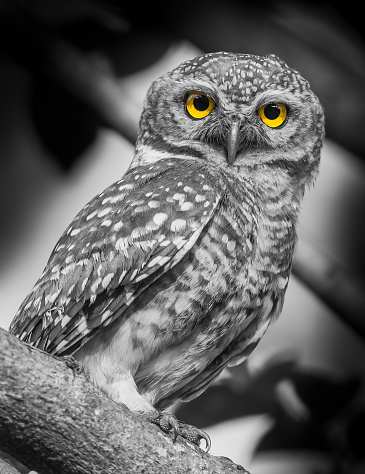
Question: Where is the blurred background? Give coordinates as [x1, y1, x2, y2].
[0, 1, 364, 473]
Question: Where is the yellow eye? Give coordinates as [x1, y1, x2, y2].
[186, 92, 215, 119]
[258, 103, 287, 128]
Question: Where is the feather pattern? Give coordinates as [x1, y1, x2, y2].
[10, 159, 221, 355]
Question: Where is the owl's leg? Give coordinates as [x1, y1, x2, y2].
[73, 324, 210, 449]
[73, 351, 206, 447]
[106, 380, 211, 451]
[89, 368, 210, 449]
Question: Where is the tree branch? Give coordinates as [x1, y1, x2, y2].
[0, 328, 249, 474]
[0, 457, 24, 474]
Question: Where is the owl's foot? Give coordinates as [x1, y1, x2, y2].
[177, 419, 211, 452]
[149, 412, 211, 451]
[62, 355, 82, 374]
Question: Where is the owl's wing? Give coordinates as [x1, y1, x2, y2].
[10, 158, 222, 355]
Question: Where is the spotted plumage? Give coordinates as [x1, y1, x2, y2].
[10, 51, 324, 448]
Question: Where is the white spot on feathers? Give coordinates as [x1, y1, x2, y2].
[102, 273, 114, 289]
[148, 201, 160, 208]
[277, 276, 288, 289]
[97, 208, 112, 218]
[146, 221, 160, 231]
[60, 315, 71, 328]
[90, 277, 101, 295]
[180, 201, 194, 211]
[148, 255, 170, 268]
[172, 193, 185, 204]
[195, 194, 206, 202]
[153, 213, 168, 226]
[170, 219, 187, 232]
[101, 220, 112, 227]
[86, 211, 97, 221]
[100, 310, 111, 323]
[183, 186, 194, 193]
[67, 283, 76, 296]
[172, 236, 187, 249]
[131, 227, 149, 239]
[125, 291, 134, 305]
[113, 222, 123, 232]
[81, 277, 89, 292]
[227, 240, 236, 252]
[116, 238, 129, 253]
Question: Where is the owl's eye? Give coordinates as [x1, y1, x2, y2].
[258, 103, 287, 128]
[186, 92, 215, 119]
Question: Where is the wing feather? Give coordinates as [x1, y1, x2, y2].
[10, 158, 222, 355]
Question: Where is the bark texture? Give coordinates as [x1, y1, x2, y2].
[0, 328, 248, 474]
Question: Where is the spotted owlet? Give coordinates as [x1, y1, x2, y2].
[10, 51, 324, 449]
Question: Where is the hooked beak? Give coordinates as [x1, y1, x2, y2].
[226, 117, 241, 165]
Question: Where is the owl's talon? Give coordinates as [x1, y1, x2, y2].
[177, 421, 211, 451]
[149, 412, 210, 450]
[62, 355, 82, 374]
[151, 412, 179, 441]
[198, 429, 211, 452]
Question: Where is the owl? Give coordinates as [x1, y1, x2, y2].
[10, 52, 325, 449]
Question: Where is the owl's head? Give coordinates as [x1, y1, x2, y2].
[134, 52, 325, 186]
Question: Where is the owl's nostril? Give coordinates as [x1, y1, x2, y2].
[225, 117, 241, 165]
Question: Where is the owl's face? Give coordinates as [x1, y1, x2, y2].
[134, 52, 325, 184]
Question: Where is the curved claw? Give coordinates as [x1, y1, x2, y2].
[150, 412, 211, 451]
[166, 414, 179, 442]
[152, 412, 179, 441]
[198, 429, 211, 452]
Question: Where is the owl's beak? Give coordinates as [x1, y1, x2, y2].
[226, 117, 240, 165]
